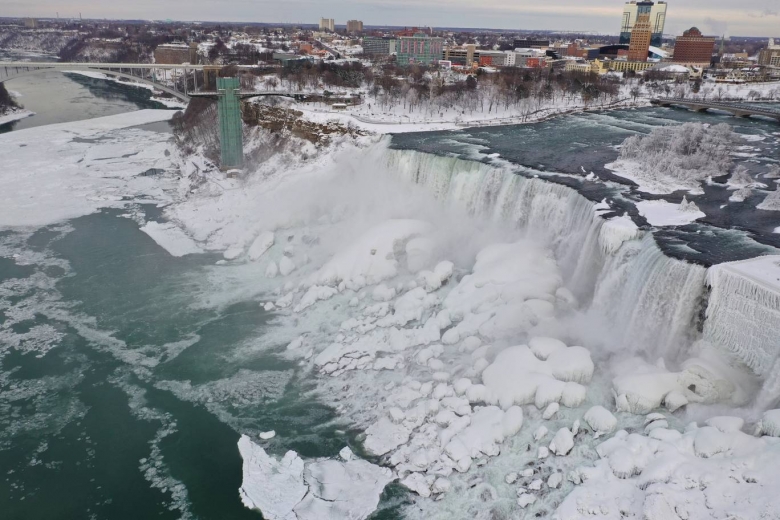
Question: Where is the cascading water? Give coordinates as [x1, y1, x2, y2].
[376, 144, 710, 364]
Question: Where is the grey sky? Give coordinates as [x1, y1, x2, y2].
[2, 0, 778, 37]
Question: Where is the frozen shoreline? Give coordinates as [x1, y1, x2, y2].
[0, 108, 35, 127]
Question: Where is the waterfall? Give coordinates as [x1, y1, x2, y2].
[376, 145, 709, 362]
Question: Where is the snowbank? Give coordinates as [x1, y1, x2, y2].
[140, 221, 203, 257]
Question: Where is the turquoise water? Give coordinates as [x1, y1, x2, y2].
[0, 208, 350, 520]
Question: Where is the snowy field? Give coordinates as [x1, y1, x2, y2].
[2, 109, 780, 520]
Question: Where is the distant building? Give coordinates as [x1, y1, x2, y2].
[24, 18, 38, 29]
[444, 44, 477, 67]
[319, 18, 335, 32]
[620, 1, 667, 47]
[758, 38, 780, 67]
[346, 20, 363, 33]
[154, 42, 198, 64]
[627, 2, 653, 62]
[362, 36, 397, 56]
[672, 27, 715, 67]
[397, 33, 444, 66]
[512, 38, 549, 49]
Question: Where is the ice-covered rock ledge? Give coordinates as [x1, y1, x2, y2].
[238, 435, 392, 520]
[704, 255, 780, 378]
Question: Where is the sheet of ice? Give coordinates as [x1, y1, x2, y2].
[636, 199, 705, 226]
[238, 435, 392, 520]
[0, 110, 178, 228]
[140, 222, 203, 257]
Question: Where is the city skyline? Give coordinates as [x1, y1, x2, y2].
[1, 0, 779, 37]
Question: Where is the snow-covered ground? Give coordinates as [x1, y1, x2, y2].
[2, 108, 780, 520]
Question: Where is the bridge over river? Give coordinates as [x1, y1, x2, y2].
[1, 62, 311, 168]
[651, 97, 780, 122]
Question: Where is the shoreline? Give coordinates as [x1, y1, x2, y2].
[0, 108, 35, 127]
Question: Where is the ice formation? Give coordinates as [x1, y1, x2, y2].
[556, 421, 780, 520]
[607, 122, 736, 194]
[238, 436, 392, 520]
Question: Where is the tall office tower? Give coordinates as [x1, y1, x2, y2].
[627, 2, 653, 61]
[620, 1, 667, 47]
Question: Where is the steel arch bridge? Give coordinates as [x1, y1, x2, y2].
[0, 62, 210, 102]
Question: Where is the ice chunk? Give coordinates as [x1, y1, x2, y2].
[517, 493, 536, 508]
[583, 406, 617, 435]
[364, 417, 411, 456]
[260, 430, 276, 440]
[549, 428, 574, 456]
[248, 231, 275, 260]
[547, 472, 563, 489]
[543, 402, 560, 420]
[401, 473, 431, 497]
[505, 472, 518, 484]
[141, 221, 203, 257]
[237, 435, 307, 519]
[534, 426, 548, 441]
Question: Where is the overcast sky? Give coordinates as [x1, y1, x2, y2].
[2, 0, 778, 37]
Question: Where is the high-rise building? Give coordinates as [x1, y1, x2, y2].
[319, 18, 335, 32]
[627, 2, 653, 62]
[672, 27, 715, 67]
[346, 20, 364, 33]
[396, 34, 444, 66]
[758, 38, 780, 67]
[620, 1, 667, 47]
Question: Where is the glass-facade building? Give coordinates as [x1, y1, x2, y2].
[620, 1, 667, 47]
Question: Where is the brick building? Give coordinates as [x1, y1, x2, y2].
[672, 27, 715, 67]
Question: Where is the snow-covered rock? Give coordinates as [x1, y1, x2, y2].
[248, 231, 275, 260]
[583, 406, 617, 435]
